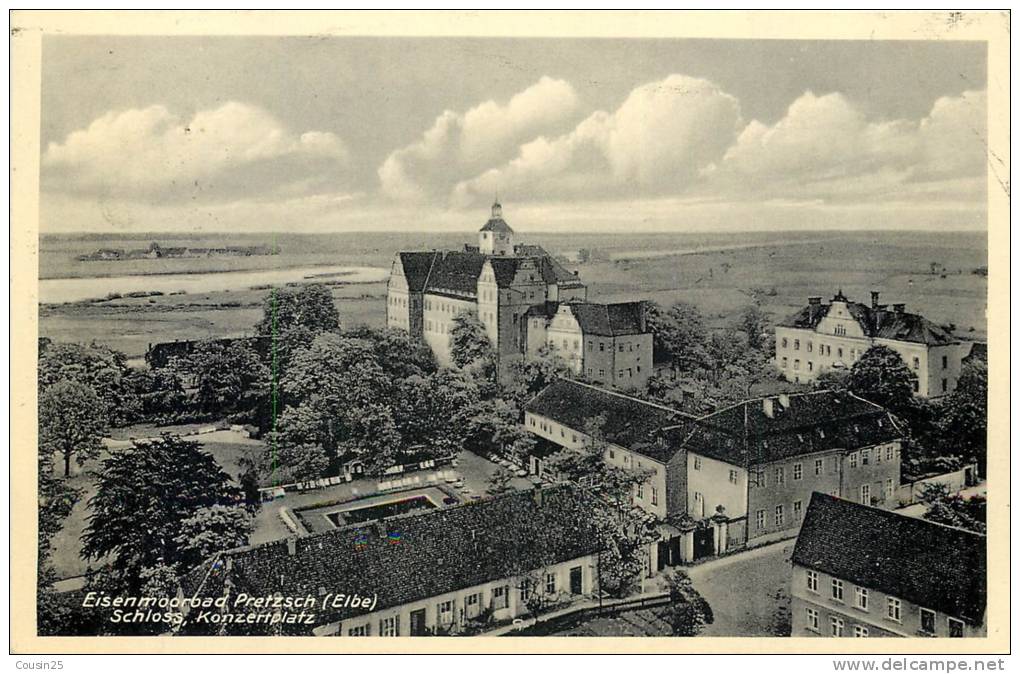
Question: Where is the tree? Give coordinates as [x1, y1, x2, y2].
[939, 360, 987, 469]
[449, 311, 494, 369]
[39, 380, 108, 477]
[182, 341, 270, 415]
[392, 370, 478, 459]
[814, 367, 851, 391]
[343, 326, 438, 379]
[735, 304, 773, 352]
[37, 449, 83, 635]
[486, 466, 517, 497]
[461, 397, 531, 459]
[255, 283, 341, 370]
[173, 505, 254, 568]
[644, 301, 710, 372]
[82, 436, 243, 592]
[918, 482, 986, 533]
[847, 345, 915, 412]
[38, 341, 141, 426]
[663, 569, 714, 636]
[504, 345, 572, 407]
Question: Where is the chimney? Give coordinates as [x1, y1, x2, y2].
[893, 303, 906, 314]
[871, 291, 880, 309]
[286, 536, 297, 556]
[778, 393, 790, 409]
[762, 397, 775, 418]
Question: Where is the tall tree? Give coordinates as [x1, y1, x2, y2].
[82, 436, 243, 591]
[939, 359, 987, 469]
[38, 341, 141, 426]
[734, 304, 773, 353]
[173, 340, 270, 416]
[847, 345, 915, 412]
[644, 301, 710, 372]
[343, 326, 438, 379]
[173, 504, 254, 569]
[449, 311, 494, 369]
[37, 449, 83, 635]
[39, 380, 108, 477]
[392, 370, 478, 459]
[504, 345, 572, 407]
[255, 283, 341, 370]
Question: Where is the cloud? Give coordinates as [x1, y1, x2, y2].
[377, 76, 581, 202]
[451, 74, 744, 206]
[702, 89, 987, 202]
[43, 102, 350, 201]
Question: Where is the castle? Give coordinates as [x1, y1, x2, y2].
[386, 202, 653, 389]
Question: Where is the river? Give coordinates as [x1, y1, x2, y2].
[39, 265, 391, 304]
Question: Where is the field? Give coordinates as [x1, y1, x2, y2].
[38, 229, 988, 361]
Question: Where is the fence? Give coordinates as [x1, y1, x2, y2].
[897, 464, 978, 506]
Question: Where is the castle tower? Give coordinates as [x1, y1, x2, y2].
[479, 200, 515, 256]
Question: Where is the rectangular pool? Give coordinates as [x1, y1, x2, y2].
[325, 494, 438, 527]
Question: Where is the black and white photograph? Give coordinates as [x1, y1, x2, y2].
[10, 9, 1009, 657]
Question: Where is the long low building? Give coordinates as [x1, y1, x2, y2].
[524, 380, 903, 567]
[791, 493, 986, 638]
[182, 486, 602, 636]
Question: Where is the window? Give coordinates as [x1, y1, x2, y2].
[887, 597, 902, 622]
[599, 342, 605, 352]
[520, 580, 532, 604]
[861, 484, 871, 505]
[437, 599, 454, 623]
[920, 608, 936, 635]
[942, 378, 948, 393]
[636, 484, 644, 499]
[651, 487, 658, 506]
[493, 585, 509, 609]
[599, 369, 605, 377]
[728, 469, 739, 484]
[775, 505, 784, 527]
[609, 449, 615, 459]
[886, 445, 895, 461]
[838, 346, 844, 357]
[545, 573, 556, 594]
[793, 463, 803, 480]
[886, 478, 894, 498]
[808, 361, 814, 372]
[782, 357, 788, 368]
[853, 625, 869, 638]
[379, 616, 399, 636]
[948, 618, 965, 638]
[815, 458, 823, 475]
[694, 456, 702, 471]
[855, 587, 869, 611]
[849, 452, 858, 468]
[775, 467, 785, 485]
[831, 578, 844, 602]
[794, 359, 800, 370]
[835, 325, 846, 336]
[348, 623, 370, 636]
[913, 356, 920, 370]
[805, 608, 819, 632]
[806, 570, 818, 593]
[794, 339, 800, 350]
[862, 449, 870, 465]
[756, 509, 766, 531]
[619, 344, 624, 353]
[587, 341, 593, 351]
[913, 380, 920, 393]
[782, 337, 788, 348]
[942, 355, 949, 369]
[793, 500, 803, 520]
[830, 616, 845, 637]
[807, 341, 813, 353]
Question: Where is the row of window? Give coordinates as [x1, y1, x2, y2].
[780, 338, 855, 357]
[754, 501, 803, 530]
[388, 295, 409, 307]
[692, 457, 741, 484]
[805, 571, 964, 636]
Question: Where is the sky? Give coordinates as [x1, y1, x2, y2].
[39, 36, 989, 234]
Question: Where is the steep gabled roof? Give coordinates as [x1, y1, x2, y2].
[675, 390, 902, 466]
[525, 379, 694, 463]
[480, 217, 514, 233]
[185, 486, 601, 629]
[423, 251, 487, 296]
[779, 296, 958, 346]
[397, 252, 439, 292]
[793, 493, 986, 625]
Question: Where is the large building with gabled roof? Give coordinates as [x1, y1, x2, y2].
[386, 202, 652, 380]
[791, 493, 986, 638]
[775, 290, 976, 397]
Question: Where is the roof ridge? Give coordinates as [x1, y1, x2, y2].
[560, 378, 687, 415]
[812, 491, 986, 538]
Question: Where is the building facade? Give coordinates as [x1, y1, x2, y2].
[791, 493, 986, 638]
[775, 291, 974, 397]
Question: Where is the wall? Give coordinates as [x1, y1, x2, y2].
[745, 449, 844, 543]
[422, 294, 476, 367]
[386, 256, 413, 334]
[897, 465, 975, 506]
[686, 452, 747, 521]
[546, 307, 584, 374]
[841, 441, 902, 508]
[605, 332, 653, 390]
[323, 553, 597, 636]
[790, 564, 985, 638]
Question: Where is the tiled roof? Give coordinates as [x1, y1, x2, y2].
[185, 486, 601, 628]
[568, 302, 646, 337]
[480, 217, 514, 233]
[398, 252, 438, 292]
[675, 390, 902, 466]
[525, 379, 693, 463]
[779, 296, 958, 346]
[793, 493, 986, 625]
[525, 301, 560, 319]
[423, 251, 487, 296]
